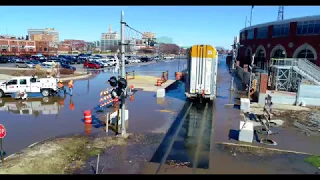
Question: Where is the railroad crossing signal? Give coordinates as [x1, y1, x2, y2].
[0, 124, 6, 139]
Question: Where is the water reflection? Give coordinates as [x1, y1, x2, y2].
[0, 96, 65, 116]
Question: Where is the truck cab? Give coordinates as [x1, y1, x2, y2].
[0, 76, 59, 98]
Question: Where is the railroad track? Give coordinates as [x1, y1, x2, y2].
[151, 100, 215, 174]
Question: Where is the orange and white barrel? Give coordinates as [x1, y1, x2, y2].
[84, 110, 92, 124]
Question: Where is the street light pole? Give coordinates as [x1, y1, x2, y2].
[120, 11, 126, 136]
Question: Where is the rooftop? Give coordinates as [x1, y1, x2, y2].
[240, 14, 320, 33]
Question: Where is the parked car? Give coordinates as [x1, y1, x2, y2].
[0, 56, 9, 63]
[40, 63, 52, 68]
[15, 61, 35, 68]
[60, 63, 76, 71]
[140, 57, 151, 62]
[43, 60, 60, 66]
[93, 61, 105, 68]
[99, 60, 113, 67]
[94, 55, 103, 58]
[77, 56, 88, 64]
[106, 59, 117, 66]
[84, 60, 101, 69]
[31, 60, 41, 65]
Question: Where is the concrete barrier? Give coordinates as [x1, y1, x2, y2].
[297, 83, 320, 106]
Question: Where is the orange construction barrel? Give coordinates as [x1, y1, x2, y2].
[175, 72, 182, 80]
[156, 78, 162, 86]
[84, 110, 92, 124]
[84, 124, 92, 135]
[130, 94, 134, 102]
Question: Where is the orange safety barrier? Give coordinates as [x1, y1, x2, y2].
[156, 78, 162, 86]
[130, 94, 134, 102]
[99, 95, 112, 102]
[175, 72, 182, 80]
[84, 110, 92, 124]
[84, 124, 92, 135]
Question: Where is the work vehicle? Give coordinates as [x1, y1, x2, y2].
[84, 60, 101, 69]
[0, 76, 60, 98]
[16, 61, 35, 68]
[185, 45, 218, 101]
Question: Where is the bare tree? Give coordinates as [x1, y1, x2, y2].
[138, 48, 154, 54]
[159, 44, 180, 55]
[109, 45, 120, 53]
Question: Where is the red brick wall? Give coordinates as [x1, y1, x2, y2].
[239, 21, 320, 66]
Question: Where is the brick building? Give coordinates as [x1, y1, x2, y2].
[238, 15, 320, 69]
[0, 35, 36, 55]
[57, 43, 72, 52]
[62, 39, 86, 51]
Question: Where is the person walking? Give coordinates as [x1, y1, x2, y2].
[68, 80, 74, 96]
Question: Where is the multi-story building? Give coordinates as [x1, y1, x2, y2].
[238, 15, 320, 69]
[28, 28, 59, 43]
[31, 33, 54, 42]
[0, 35, 36, 55]
[156, 36, 173, 44]
[100, 25, 120, 52]
[142, 32, 156, 40]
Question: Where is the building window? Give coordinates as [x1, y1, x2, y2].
[272, 49, 286, 58]
[257, 27, 268, 39]
[297, 20, 320, 35]
[247, 29, 254, 39]
[272, 23, 290, 37]
[297, 49, 315, 60]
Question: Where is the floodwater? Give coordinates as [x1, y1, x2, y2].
[213, 59, 320, 155]
[0, 60, 187, 156]
[144, 58, 319, 174]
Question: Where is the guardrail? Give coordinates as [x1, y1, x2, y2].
[125, 70, 135, 81]
[270, 58, 320, 84]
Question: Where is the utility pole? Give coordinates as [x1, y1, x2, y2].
[120, 11, 126, 136]
[249, 6, 254, 26]
[248, 53, 255, 99]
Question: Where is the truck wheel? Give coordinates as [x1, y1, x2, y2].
[0, 90, 4, 98]
[41, 89, 50, 97]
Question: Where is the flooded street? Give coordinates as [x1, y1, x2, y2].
[1, 58, 319, 174]
[0, 60, 187, 156]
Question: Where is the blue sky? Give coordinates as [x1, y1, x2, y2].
[0, 6, 319, 49]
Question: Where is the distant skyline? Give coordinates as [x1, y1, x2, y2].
[0, 6, 319, 49]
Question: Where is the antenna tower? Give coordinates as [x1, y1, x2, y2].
[277, 6, 284, 20]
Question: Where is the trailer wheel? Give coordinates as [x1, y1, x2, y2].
[41, 89, 50, 97]
[0, 90, 4, 98]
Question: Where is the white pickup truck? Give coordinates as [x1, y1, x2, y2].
[0, 76, 59, 98]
